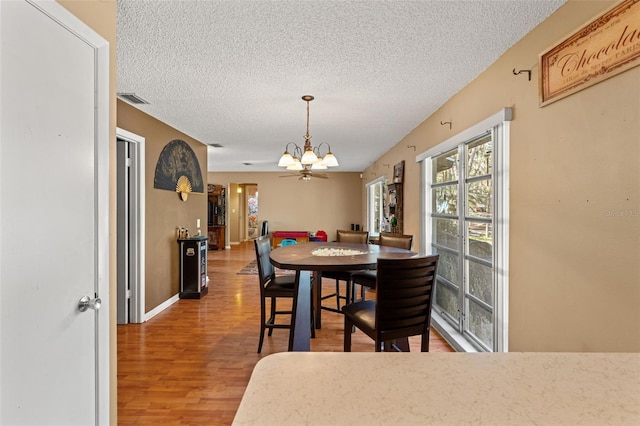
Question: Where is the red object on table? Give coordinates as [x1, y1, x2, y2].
[314, 230, 327, 242]
[273, 231, 309, 238]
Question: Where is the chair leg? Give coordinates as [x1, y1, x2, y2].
[345, 279, 352, 306]
[288, 293, 299, 353]
[267, 297, 276, 336]
[343, 316, 352, 352]
[310, 286, 315, 338]
[258, 298, 267, 353]
[421, 330, 430, 352]
[335, 280, 341, 311]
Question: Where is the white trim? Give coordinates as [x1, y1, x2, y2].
[416, 108, 512, 162]
[418, 109, 511, 353]
[29, 0, 111, 422]
[91, 18, 110, 426]
[226, 183, 231, 250]
[145, 294, 180, 321]
[420, 160, 432, 256]
[116, 128, 146, 324]
[431, 311, 478, 353]
[365, 175, 386, 187]
[365, 176, 387, 235]
[493, 121, 510, 352]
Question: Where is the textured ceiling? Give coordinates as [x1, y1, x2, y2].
[117, 0, 566, 172]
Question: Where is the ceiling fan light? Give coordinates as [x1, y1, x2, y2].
[278, 151, 294, 167]
[300, 149, 318, 165]
[311, 161, 327, 170]
[287, 158, 303, 171]
[321, 152, 339, 167]
[279, 95, 338, 179]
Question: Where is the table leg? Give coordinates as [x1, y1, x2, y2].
[290, 271, 311, 351]
[313, 270, 322, 329]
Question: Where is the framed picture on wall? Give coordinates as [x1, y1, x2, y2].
[393, 160, 405, 183]
[539, 0, 640, 106]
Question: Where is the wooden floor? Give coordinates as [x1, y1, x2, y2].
[117, 241, 454, 425]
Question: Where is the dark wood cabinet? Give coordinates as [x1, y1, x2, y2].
[208, 184, 226, 250]
[208, 226, 225, 250]
[178, 236, 208, 299]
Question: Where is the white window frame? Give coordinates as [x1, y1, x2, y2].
[365, 176, 387, 236]
[417, 108, 511, 352]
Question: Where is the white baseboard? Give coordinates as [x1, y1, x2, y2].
[144, 293, 180, 321]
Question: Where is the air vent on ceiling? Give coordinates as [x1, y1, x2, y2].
[117, 93, 150, 105]
[209, 143, 224, 148]
[242, 162, 253, 166]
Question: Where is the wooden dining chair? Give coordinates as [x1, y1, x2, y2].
[254, 235, 313, 353]
[342, 255, 438, 352]
[320, 230, 369, 314]
[351, 232, 413, 301]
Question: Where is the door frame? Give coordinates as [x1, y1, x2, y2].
[116, 128, 146, 323]
[34, 1, 111, 422]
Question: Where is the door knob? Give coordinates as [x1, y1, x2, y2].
[78, 296, 102, 312]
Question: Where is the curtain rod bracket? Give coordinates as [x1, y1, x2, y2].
[512, 68, 531, 81]
[440, 121, 452, 130]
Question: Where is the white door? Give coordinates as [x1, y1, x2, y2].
[0, 1, 110, 424]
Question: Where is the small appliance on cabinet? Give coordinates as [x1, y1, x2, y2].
[178, 236, 208, 299]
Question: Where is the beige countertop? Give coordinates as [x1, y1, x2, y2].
[233, 352, 640, 425]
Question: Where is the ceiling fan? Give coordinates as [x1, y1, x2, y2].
[277, 95, 339, 181]
[280, 166, 328, 181]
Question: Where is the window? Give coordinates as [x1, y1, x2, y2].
[366, 177, 386, 236]
[418, 109, 511, 352]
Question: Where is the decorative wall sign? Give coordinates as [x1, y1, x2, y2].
[539, 0, 640, 106]
[393, 160, 405, 183]
[154, 139, 204, 196]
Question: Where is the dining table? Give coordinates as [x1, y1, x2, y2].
[269, 241, 416, 351]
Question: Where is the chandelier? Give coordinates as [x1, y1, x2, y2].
[277, 95, 339, 177]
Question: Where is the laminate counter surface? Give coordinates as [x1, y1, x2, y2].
[233, 352, 640, 425]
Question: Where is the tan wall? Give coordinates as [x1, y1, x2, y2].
[228, 183, 242, 243]
[208, 172, 363, 242]
[117, 100, 208, 312]
[364, 0, 640, 352]
[56, 0, 117, 422]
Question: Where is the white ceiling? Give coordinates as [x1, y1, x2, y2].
[116, 0, 566, 172]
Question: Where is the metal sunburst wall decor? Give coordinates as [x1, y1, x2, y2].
[154, 139, 204, 200]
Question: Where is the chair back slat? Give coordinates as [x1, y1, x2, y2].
[375, 255, 438, 339]
[379, 232, 413, 250]
[336, 230, 369, 244]
[254, 235, 275, 291]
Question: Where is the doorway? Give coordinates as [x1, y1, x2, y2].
[245, 184, 259, 239]
[116, 128, 145, 324]
[229, 183, 259, 243]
